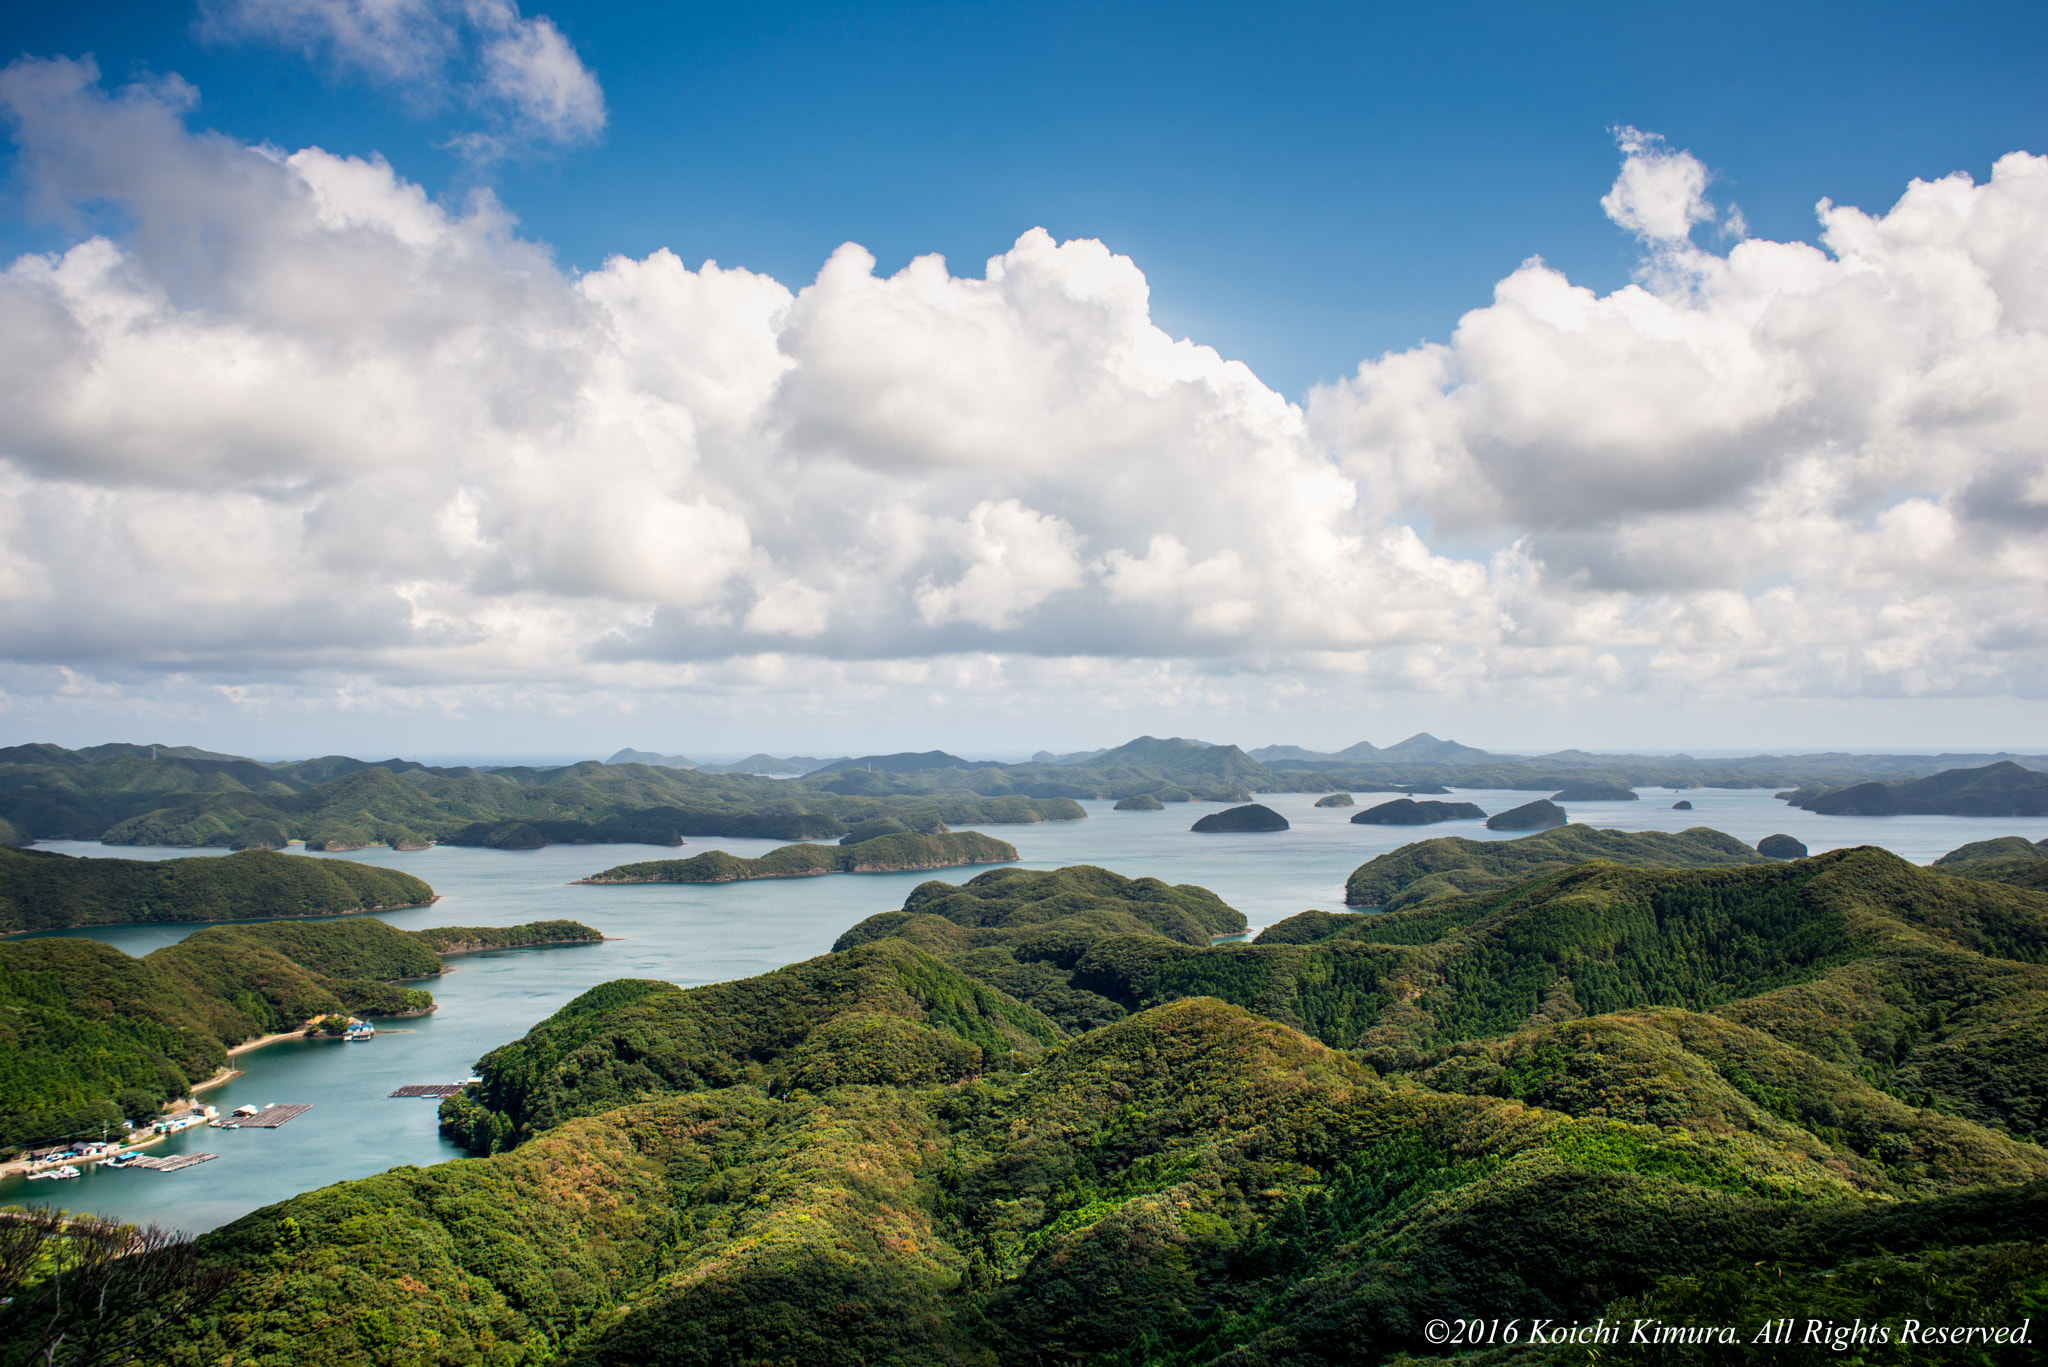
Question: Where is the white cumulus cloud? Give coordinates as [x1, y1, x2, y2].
[1600, 125, 1721, 244]
[0, 58, 2041, 740]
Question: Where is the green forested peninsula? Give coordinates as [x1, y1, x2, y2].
[577, 831, 1019, 884]
[95, 846, 2048, 1367]
[0, 917, 575, 1151]
[0, 846, 433, 934]
[1344, 823, 1769, 908]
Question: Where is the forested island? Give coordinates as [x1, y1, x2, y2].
[55, 837, 2045, 1367]
[1190, 803, 1289, 832]
[411, 921, 605, 954]
[1348, 797, 1485, 825]
[1485, 798, 1567, 830]
[578, 831, 1019, 883]
[0, 846, 433, 934]
[1547, 779, 1638, 801]
[0, 917, 596, 1150]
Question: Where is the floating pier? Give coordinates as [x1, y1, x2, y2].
[228, 1104, 312, 1128]
[123, 1153, 218, 1171]
[389, 1084, 470, 1098]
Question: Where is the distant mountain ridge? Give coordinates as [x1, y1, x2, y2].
[607, 749, 845, 776]
[606, 748, 698, 769]
[696, 753, 846, 776]
[3, 739, 2044, 853]
[812, 750, 975, 774]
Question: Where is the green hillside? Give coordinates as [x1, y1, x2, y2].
[0, 845, 434, 933]
[832, 864, 1247, 1031]
[0, 918, 569, 1151]
[1343, 823, 1770, 908]
[157, 994, 2047, 1367]
[1932, 834, 2048, 894]
[437, 938, 1061, 1153]
[15, 848, 2048, 1365]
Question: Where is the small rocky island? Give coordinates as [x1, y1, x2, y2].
[1349, 798, 1485, 825]
[1190, 804, 1290, 833]
[578, 831, 1018, 883]
[1486, 799, 1568, 831]
[1672, 799, 1694, 810]
[1757, 834, 1809, 859]
[1113, 794, 1165, 811]
[1313, 793, 1354, 807]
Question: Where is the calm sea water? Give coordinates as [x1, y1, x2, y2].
[6, 787, 2041, 1232]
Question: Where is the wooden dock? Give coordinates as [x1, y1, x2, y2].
[123, 1153, 218, 1171]
[389, 1084, 470, 1098]
[232, 1105, 312, 1127]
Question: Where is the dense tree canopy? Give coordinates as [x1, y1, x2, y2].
[10, 843, 2048, 1365]
[0, 847, 432, 934]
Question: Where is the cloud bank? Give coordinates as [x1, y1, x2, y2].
[0, 62, 2042, 739]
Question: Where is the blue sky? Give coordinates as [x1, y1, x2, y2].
[9, 1, 2041, 396]
[0, 1, 2042, 758]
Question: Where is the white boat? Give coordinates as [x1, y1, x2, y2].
[346, 1023, 375, 1041]
[28, 1165, 81, 1180]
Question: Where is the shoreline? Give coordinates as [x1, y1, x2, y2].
[230, 1029, 312, 1058]
[0, 1125, 174, 1179]
[192, 1021, 336, 1092]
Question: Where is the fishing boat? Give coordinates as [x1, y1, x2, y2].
[346, 1022, 375, 1041]
[28, 1165, 81, 1181]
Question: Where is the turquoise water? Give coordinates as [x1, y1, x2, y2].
[5, 787, 2041, 1232]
